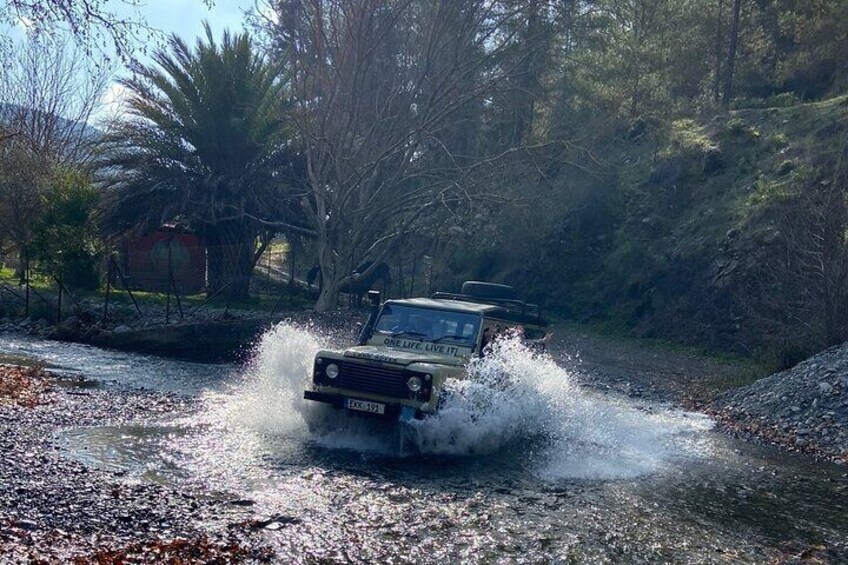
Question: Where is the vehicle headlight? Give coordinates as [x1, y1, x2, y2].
[407, 375, 422, 392]
[326, 363, 339, 379]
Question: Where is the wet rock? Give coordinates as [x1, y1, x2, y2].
[702, 146, 725, 174]
[14, 519, 38, 531]
[51, 316, 81, 340]
[250, 515, 302, 530]
[0, 368, 274, 561]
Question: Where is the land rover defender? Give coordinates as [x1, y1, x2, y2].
[303, 281, 547, 422]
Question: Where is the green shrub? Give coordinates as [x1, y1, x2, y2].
[30, 169, 102, 291]
[765, 92, 799, 108]
[726, 117, 748, 135]
[767, 133, 789, 151]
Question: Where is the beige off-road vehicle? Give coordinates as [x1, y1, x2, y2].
[303, 281, 548, 422]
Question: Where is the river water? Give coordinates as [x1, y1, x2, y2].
[2, 325, 847, 563]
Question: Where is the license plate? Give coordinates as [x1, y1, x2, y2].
[346, 398, 385, 414]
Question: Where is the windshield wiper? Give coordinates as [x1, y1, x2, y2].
[431, 333, 468, 343]
[386, 330, 428, 338]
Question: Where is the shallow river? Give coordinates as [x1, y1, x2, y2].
[2, 326, 847, 563]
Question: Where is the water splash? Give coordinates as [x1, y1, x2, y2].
[222, 321, 323, 434]
[408, 335, 714, 479]
[211, 322, 713, 480]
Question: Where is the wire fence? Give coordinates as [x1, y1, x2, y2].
[0, 241, 299, 325]
[0, 236, 462, 325]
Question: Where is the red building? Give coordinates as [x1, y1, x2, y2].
[121, 228, 206, 294]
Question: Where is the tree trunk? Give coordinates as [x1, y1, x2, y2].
[713, 0, 724, 103]
[722, 0, 743, 105]
[313, 242, 341, 312]
[314, 279, 341, 312]
[513, 0, 542, 145]
[15, 247, 27, 285]
[205, 220, 256, 301]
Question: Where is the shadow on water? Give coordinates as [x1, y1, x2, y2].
[57, 414, 848, 529]
[633, 440, 848, 546]
[54, 405, 848, 562]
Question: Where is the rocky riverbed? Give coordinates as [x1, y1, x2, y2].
[0, 365, 275, 563]
[1, 320, 847, 562]
[0, 317, 52, 340]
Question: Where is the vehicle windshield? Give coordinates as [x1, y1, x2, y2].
[373, 304, 481, 347]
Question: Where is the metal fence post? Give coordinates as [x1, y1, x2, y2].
[165, 280, 171, 325]
[56, 277, 62, 323]
[24, 258, 30, 318]
[103, 258, 112, 324]
[112, 256, 142, 317]
[167, 239, 183, 320]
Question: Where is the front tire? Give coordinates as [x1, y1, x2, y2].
[302, 402, 341, 434]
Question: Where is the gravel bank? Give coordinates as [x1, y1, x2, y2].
[710, 343, 848, 464]
[0, 367, 274, 563]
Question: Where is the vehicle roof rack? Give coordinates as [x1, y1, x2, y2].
[431, 291, 547, 326]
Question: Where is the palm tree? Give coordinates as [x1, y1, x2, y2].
[99, 23, 303, 299]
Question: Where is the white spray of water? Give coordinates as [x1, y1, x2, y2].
[211, 322, 714, 480]
[408, 336, 714, 479]
[220, 322, 323, 433]
[204, 322, 393, 454]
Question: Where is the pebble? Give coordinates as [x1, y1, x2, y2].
[14, 519, 38, 531]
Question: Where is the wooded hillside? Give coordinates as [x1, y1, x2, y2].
[385, 0, 848, 365]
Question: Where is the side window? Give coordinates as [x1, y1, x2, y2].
[461, 322, 475, 338]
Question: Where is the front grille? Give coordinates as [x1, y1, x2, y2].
[339, 362, 407, 398]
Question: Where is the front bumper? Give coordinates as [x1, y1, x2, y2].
[303, 390, 425, 420]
